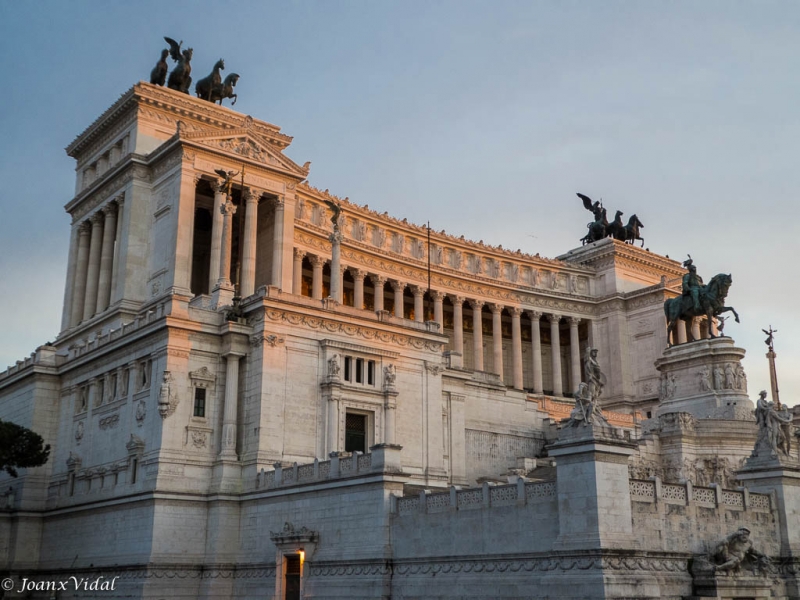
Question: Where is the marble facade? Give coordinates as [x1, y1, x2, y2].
[1, 82, 798, 599]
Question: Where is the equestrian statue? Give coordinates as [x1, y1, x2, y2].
[576, 193, 645, 247]
[663, 255, 739, 345]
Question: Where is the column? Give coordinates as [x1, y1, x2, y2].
[240, 188, 259, 297]
[549, 314, 563, 396]
[271, 198, 285, 287]
[109, 196, 124, 304]
[691, 317, 701, 341]
[569, 317, 581, 393]
[470, 300, 484, 371]
[451, 296, 464, 356]
[431, 290, 444, 329]
[70, 222, 91, 327]
[96, 203, 118, 312]
[371, 274, 385, 312]
[677, 319, 688, 344]
[489, 304, 504, 378]
[82, 212, 104, 320]
[351, 268, 366, 309]
[384, 393, 397, 445]
[310, 255, 325, 300]
[220, 354, 241, 458]
[292, 249, 306, 295]
[392, 280, 405, 318]
[511, 308, 523, 390]
[327, 397, 339, 455]
[208, 180, 225, 293]
[216, 199, 237, 289]
[411, 285, 424, 322]
[329, 231, 343, 302]
[528, 311, 543, 394]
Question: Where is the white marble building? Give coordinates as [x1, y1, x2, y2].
[1, 83, 798, 599]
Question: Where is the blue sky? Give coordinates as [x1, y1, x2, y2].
[0, 1, 797, 405]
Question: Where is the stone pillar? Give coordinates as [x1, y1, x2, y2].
[329, 231, 343, 302]
[384, 390, 398, 445]
[327, 396, 339, 455]
[240, 188, 259, 297]
[529, 310, 544, 394]
[292, 249, 305, 295]
[70, 222, 92, 326]
[351, 268, 366, 309]
[511, 307, 523, 390]
[549, 314, 563, 396]
[109, 197, 124, 304]
[220, 354, 241, 458]
[208, 181, 225, 293]
[371, 275, 385, 312]
[271, 198, 285, 288]
[96, 203, 118, 312]
[569, 317, 581, 393]
[452, 296, 464, 357]
[411, 285, 425, 322]
[470, 300, 484, 371]
[216, 200, 237, 289]
[431, 290, 444, 329]
[310, 255, 325, 300]
[82, 212, 104, 320]
[392, 280, 405, 318]
[691, 317, 701, 341]
[61, 225, 80, 330]
[677, 319, 688, 344]
[489, 303, 504, 378]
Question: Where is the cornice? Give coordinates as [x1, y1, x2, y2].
[558, 238, 683, 278]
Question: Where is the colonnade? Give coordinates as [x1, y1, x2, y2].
[67, 197, 124, 327]
[292, 250, 587, 396]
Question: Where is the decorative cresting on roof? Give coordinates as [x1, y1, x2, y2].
[67, 82, 291, 158]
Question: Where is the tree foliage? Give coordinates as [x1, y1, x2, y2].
[0, 419, 50, 477]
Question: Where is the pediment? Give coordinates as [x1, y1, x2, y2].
[180, 126, 309, 178]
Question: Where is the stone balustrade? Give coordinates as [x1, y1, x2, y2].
[629, 478, 771, 511]
[394, 480, 557, 516]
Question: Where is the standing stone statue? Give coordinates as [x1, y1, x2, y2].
[583, 347, 605, 400]
[752, 390, 795, 460]
[724, 363, 736, 390]
[698, 365, 712, 392]
[713, 365, 724, 390]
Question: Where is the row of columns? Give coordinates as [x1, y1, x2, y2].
[208, 184, 285, 298]
[292, 250, 585, 395]
[68, 198, 124, 327]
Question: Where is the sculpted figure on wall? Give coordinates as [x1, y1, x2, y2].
[327, 355, 341, 379]
[694, 527, 771, 576]
[713, 366, 724, 390]
[698, 365, 712, 392]
[724, 363, 736, 390]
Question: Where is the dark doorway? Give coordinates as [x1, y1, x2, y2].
[285, 554, 301, 600]
[345, 413, 367, 453]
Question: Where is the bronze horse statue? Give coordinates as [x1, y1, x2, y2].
[165, 37, 193, 94]
[150, 49, 169, 86]
[195, 59, 224, 102]
[210, 73, 240, 106]
[622, 214, 644, 246]
[580, 207, 607, 245]
[664, 273, 740, 345]
[606, 210, 625, 240]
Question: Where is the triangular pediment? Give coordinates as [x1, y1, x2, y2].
[180, 126, 309, 178]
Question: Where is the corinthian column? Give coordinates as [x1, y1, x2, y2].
[83, 212, 104, 320]
[216, 199, 237, 289]
[431, 290, 444, 329]
[70, 222, 92, 326]
[109, 197, 124, 303]
[451, 295, 464, 356]
[528, 311, 543, 394]
[470, 300, 484, 371]
[96, 203, 118, 312]
[311, 255, 325, 299]
[292, 249, 306, 295]
[351, 268, 366, 309]
[489, 303, 504, 379]
[569, 317, 581, 393]
[511, 307, 523, 390]
[371, 274, 386, 311]
[392, 280, 405, 318]
[208, 180, 225, 293]
[411, 285, 425, 322]
[549, 314, 563, 396]
[240, 188, 259, 297]
[271, 197, 285, 287]
[329, 229, 343, 303]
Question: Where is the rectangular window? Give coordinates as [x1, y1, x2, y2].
[344, 356, 352, 382]
[345, 412, 367, 453]
[131, 458, 138, 484]
[284, 554, 301, 600]
[193, 388, 206, 418]
[68, 473, 75, 497]
[367, 361, 375, 386]
[355, 358, 364, 384]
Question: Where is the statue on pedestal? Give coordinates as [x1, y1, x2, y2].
[752, 390, 795, 460]
[664, 255, 740, 345]
[583, 346, 605, 400]
[565, 347, 609, 428]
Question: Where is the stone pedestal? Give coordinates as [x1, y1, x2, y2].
[655, 337, 751, 419]
[687, 574, 772, 599]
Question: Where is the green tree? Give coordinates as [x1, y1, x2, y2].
[0, 419, 50, 477]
